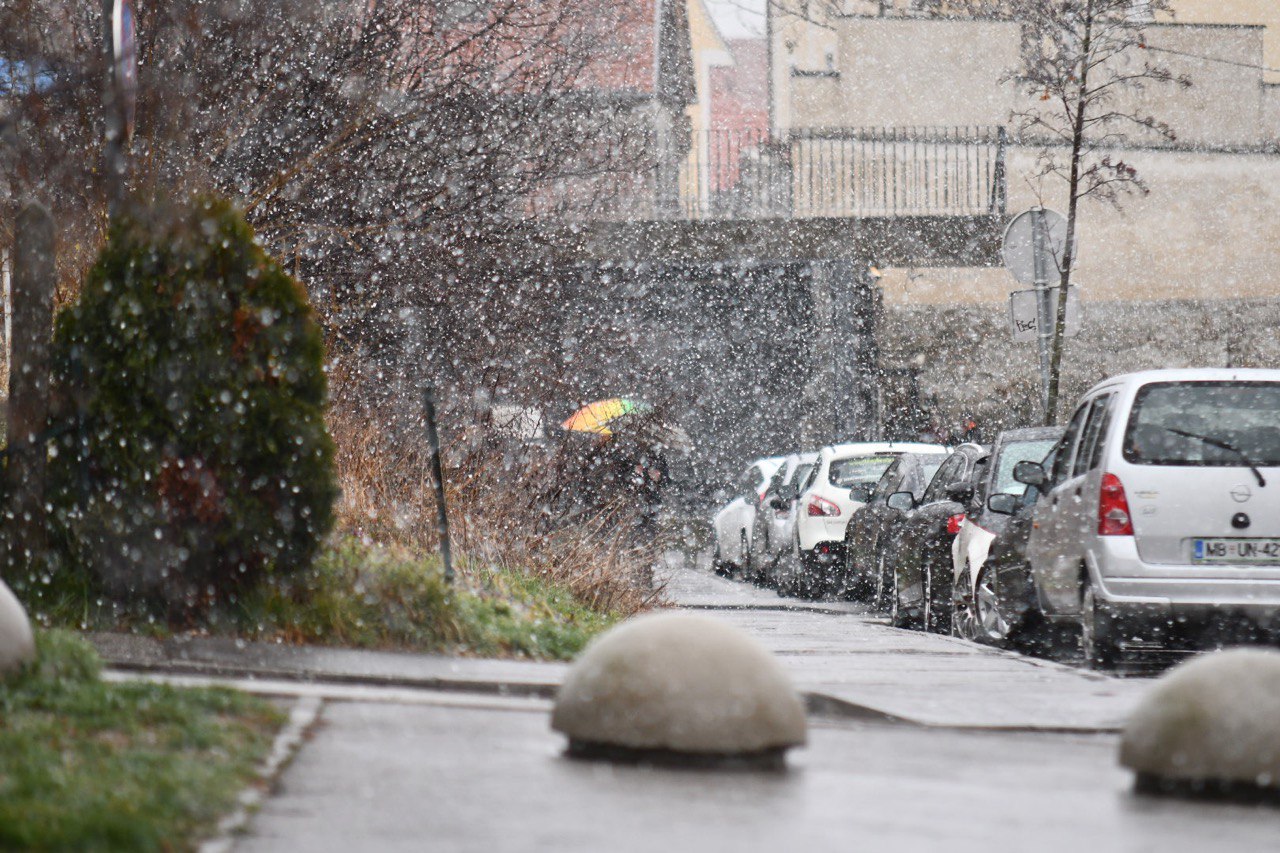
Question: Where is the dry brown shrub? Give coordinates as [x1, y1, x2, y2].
[326, 368, 665, 617]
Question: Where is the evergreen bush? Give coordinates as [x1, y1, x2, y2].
[46, 196, 336, 616]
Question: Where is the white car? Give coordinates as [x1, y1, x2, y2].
[793, 442, 948, 592]
[712, 457, 784, 576]
[1020, 369, 1280, 668]
[747, 452, 819, 584]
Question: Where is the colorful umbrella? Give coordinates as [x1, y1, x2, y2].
[562, 398, 650, 436]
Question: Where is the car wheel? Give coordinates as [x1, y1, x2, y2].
[841, 542, 867, 601]
[922, 556, 950, 635]
[974, 566, 1010, 646]
[888, 565, 921, 629]
[712, 545, 730, 577]
[952, 566, 980, 641]
[872, 550, 893, 612]
[1080, 577, 1119, 670]
[795, 550, 821, 600]
[773, 535, 793, 594]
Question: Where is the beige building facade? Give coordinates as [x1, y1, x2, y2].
[768, 4, 1280, 304]
[1171, 0, 1280, 83]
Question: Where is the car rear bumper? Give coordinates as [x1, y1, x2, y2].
[800, 541, 846, 570]
[798, 517, 850, 551]
[1094, 537, 1280, 612]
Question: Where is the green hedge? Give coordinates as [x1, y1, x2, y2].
[43, 196, 336, 616]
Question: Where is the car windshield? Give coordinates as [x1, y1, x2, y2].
[1124, 382, 1280, 467]
[993, 439, 1059, 495]
[790, 464, 815, 487]
[829, 455, 897, 487]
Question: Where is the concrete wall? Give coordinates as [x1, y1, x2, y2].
[875, 144, 1280, 306]
[1134, 24, 1267, 151]
[1171, 0, 1280, 84]
[790, 17, 1275, 151]
[1263, 84, 1280, 143]
[770, 0, 843, 131]
[882, 297, 1280, 431]
[827, 17, 1019, 129]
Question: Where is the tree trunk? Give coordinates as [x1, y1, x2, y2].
[1044, 0, 1095, 426]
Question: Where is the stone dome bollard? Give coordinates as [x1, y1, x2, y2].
[551, 611, 807, 769]
[1120, 648, 1280, 800]
[0, 579, 36, 676]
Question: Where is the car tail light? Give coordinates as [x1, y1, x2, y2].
[946, 514, 964, 536]
[807, 495, 841, 517]
[1098, 472, 1134, 536]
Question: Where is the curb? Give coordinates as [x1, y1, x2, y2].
[104, 658, 560, 700]
[198, 695, 323, 853]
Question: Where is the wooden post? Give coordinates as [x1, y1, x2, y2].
[6, 203, 56, 565]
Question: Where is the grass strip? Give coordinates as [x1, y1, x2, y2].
[233, 537, 619, 660]
[20, 537, 621, 661]
[0, 630, 284, 852]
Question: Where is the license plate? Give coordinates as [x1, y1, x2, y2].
[1192, 538, 1280, 564]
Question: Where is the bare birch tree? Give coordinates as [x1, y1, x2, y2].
[1010, 0, 1188, 423]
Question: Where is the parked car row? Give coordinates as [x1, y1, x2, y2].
[713, 441, 948, 595]
[712, 368, 1280, 669]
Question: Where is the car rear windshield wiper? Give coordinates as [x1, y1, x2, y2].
[1161, 426, 1267, 487]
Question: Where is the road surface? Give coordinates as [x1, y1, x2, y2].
[216, 560, 1279, 852]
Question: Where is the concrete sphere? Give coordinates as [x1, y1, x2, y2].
[551, 611, 807, 762]
[1120, 649, 1280, 794]
[0, 579, 35, 676]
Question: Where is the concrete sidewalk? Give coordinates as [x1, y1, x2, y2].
[96, 560, 1150, 733]
[93, 632, 566, 698]
[145, 561, 1266, 853]
[659, 563, 1149, 731]
[232, 700, 1280, 853]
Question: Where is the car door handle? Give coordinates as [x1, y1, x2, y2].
[1073, 487, 1082, 498]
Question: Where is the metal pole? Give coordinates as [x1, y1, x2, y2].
[102, 0, 125, 217]
[423, 384, 454, 584]
[1032, 208, 1052, 419]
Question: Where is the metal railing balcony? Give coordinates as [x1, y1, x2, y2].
[530, 125, 1008, 224]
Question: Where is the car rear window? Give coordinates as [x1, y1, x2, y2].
[994, 439, 1058, 494]
[1124, 382, 1280, 467]
[829, 455, 897, 487]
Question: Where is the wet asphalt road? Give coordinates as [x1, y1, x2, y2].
[230, 559, 1280, 852]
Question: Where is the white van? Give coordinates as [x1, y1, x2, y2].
[1019, 369, 1280, 667]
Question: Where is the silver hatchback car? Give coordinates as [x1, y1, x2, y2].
[1019, 369, 1280, 667]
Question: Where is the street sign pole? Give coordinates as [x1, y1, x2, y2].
[1032, 209, 1052, 417]
[1003, 207, 1075, 421]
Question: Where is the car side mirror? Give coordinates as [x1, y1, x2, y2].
[987, 493, 1019, 515]
[848, 483, 875, 503]
[886, 491, 915, 512]
[768, 495, 787, 510]
[1013, 461, 1047, 487]
[945, 482, 975, 504]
